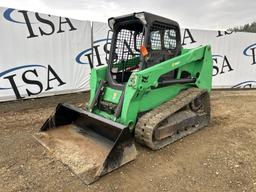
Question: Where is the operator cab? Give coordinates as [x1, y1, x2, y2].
[106, 12, 182, 89]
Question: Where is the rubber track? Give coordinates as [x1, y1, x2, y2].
[135, 88, 207, 150]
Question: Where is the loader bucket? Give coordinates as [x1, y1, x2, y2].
[34, 103, 137, 184]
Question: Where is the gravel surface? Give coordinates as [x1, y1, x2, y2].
[0, 90, 256, 192]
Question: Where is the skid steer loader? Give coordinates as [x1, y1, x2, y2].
[34, 12, 213, 184]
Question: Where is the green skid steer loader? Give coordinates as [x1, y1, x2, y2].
[34, 12, 213, 184]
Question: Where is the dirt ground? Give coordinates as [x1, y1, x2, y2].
[1, 90, 256, 192]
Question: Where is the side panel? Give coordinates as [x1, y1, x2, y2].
[138, 85, 188, 112]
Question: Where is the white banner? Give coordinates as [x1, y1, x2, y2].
[1, 7, 256, 102]
[181, 29, 256, 88]
[0, 7, 91, 102]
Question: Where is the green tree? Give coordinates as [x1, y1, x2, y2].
[229, 22, 256, 33]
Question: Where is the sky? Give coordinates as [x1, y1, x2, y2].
[0, 0, 255, 30]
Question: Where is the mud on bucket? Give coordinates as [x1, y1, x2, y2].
[34, 103, 137, 184]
